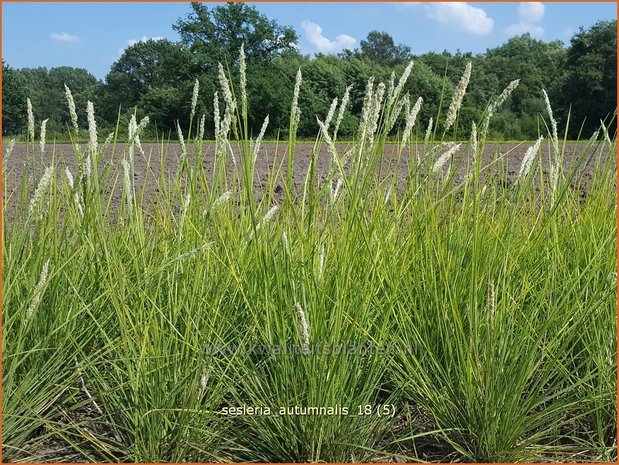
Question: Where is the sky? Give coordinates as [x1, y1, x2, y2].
[3, 2, 616, 80]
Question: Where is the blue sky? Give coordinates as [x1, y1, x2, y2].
[3, 2, 616, 80]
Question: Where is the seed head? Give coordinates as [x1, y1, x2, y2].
[64, 85, 79, 135]
[424, 118, 434, 144]
[487, 279, 495, 324]
[293, 302, 310, 355]
[5, 138, 16, 160]
[542, 89, 559, 157]
[482, 80, 520, 140]
[135, 131, 144, 158]
[213, 92, 221, 139]
[324, 97, 339, 133]
[601, 120, 612, 146]
[198, 114, 206, 142]
[518, 136, 543, 180]
[387, 71, 395, 104]
[240, 44, 247, 115]
[26, 259, 51, 320]
[319, 245, 326, 279]
[331, 177, 343, 203]
[432, 143, 461, 173]
[282, 231, 291, 257]
[83, 153, 92, 189]
[208, 190, 233, 213]
[392, 60, 414, 105]
[65, 167, 74, 189]
[218, 63, 237, 118]
[179, 193, 191, 240]
[317, 117, 340, 175]
[444, 62, 472, 132]
[87, 101, 98, 154]
[225, 139, 237, 168]
[136, 115, 150, 134]
[27, 98, 35, 142]
[122, 159, 133, 210]
[368, 82, 386, 148]
[401, 96, 423, 143]
[40, 119, 49, 154]
[204, 192, 230, 217]
[253, 115, 269, 164]
[291, 68, 303, 130]
[176, 121, 187, 158]
[470, 121, 478, 162]
[190, 78, 200, 122]
[386, 93, 409, 134]
[219, 111, 232, 143]
[333, 84, 352, 141]
[29, 166, 54, 217]
[262, 205, 279, 224]
[358, 77, 375, 143]
[102, 132, 114, 153]
[493, 80, 520, 113]
[128, 115, 137, 165]
[73, 192, 84, 218]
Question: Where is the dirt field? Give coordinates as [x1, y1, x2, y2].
[2, 141, 611, 220]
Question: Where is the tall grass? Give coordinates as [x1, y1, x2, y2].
[2, 50, 616, 462]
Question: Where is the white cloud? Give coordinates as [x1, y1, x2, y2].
[50, 32, 80, 43]
[301, 20, 356, 54]
[423, 3, 494, 35]
[505, 2, 545, 38]
[127, 35, 164, 47]
[118, 36, 164, 56]
[518, 2, 544, 23]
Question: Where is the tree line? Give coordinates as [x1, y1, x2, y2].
[2, 3, 616, 141]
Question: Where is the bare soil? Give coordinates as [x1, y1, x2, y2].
[3, 142, 611, 221]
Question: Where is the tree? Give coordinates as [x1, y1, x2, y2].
[6, 65, 100, 135]
[47, 67, 100, 131]
[558, 20, 617, 137]
[15, 67, 49, 126]
[100, 39, 199, 127]
[246, 50, 305, 138]
[358, 31, 412, 66]
[484, 34, 566, 117]
[404, 61, 452, 132]
[174, 2, 298, 67]
[2, 61, 27, 136]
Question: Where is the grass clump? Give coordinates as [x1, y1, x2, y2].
[2, 49, 616, 463]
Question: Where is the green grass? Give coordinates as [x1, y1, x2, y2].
[2, 57, 616, 463]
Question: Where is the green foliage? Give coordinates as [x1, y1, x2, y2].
[174, 2, 298, 66]
[558, 20, 617, 137]
[9, 65, 100, 136]
[100, 39, 199, 127]
[358, 30, 412, 66]
[405, 61, 452, 130]
[2, 61, 27, 135]
[485, 34, 565, 116]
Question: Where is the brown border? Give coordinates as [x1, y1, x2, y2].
[615, 4, 618, 465]
[0, 0, 617, 2]
[0, 2, 617, 465]
[1, 1, 4, 463]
